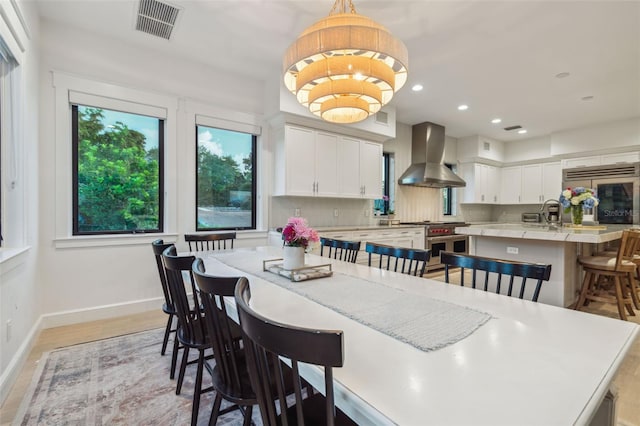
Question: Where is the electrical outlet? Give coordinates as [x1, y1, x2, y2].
[6, 319, 12, 342]
[364, 209, 370, 217]
[294, 208, 301, 217]
[507, 246, 519, 254]
[334, 209, 339, 217]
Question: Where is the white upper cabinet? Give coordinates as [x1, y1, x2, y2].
[541, 162, 562, 201]
[460, 163, 499, 204]
[521, 164, 543, 203]
[314, 132, 339, 196]
[337, 136, 362, 197]
[561, 152, 640, 169]
[359, 141, 383, 199]
[501, 162, 561, 204]
[500, 166, 522, 204]
[274, 124, 382, 199]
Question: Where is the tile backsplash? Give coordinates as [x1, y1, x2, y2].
[270, 197, 375, 229]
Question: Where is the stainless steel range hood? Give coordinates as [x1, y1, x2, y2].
[398, 122, 466, 188]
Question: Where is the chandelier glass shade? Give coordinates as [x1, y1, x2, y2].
[283, 0, 409, 124]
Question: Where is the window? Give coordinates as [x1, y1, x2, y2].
[72, 105, 164, 235]
[196, 125, 256, 231]
[443, 163, 456, 216]
[374, 153, 394, 214]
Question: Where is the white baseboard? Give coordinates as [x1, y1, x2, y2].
[0, 297, 163, 407]
[0, 316, 42, 407]
[39, 297, 163, 329]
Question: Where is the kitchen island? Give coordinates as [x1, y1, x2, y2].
[455, 223, 630, 307]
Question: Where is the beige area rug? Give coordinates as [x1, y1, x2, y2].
[13, 329, 255, 426]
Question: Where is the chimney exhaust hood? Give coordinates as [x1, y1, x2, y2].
[398, 122, 466, 188]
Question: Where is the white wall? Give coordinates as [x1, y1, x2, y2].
[0, 0, 41, 405]
[35, 19, 272, 324]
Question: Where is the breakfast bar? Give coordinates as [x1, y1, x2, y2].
[455, 223, 629, 307]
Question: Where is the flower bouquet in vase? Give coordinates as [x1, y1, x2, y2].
[281, 217, 319, 270]
[559, 187, 599, 226]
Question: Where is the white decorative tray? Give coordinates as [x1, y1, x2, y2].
[262, 259, 333, 282]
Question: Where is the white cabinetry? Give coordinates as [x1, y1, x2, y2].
[359, 141, 383, 198]
[274, 125, 382, 199]
[561, 152, 640, 169]
[541, 162, 562, 201]
[336, 137, 383, 199]
[501, 162, 561, 204]
[500, 166, 522, 204]
[320, 227, 424, 265]
[460, 163, 499, 204]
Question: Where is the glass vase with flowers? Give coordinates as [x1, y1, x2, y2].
[281, 217, 319, 269]
[559, 187, 599, 226]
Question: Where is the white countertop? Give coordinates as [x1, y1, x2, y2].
[456, 223, 631, 243]
[199, 246, 638, 425]
[270, 224, 426, 233]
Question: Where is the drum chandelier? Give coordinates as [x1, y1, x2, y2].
[283, 0, 409, 124]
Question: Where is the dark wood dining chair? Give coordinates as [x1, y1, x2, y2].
[192, 259, 255, 426]
[162, 246, 212, 426]
[440, 251, 552, 302]
[235, 280, 357, 426]
[575, 229, 640, 320]
[185, 232, 236, 251]
[319, 237, 361, 263]
[365, 242, 431, 277]
[151, 239, 179, 379]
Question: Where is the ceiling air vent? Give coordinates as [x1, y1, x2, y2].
[564, 164, 640, 181]
[135, 0, 180, 40]
[503, 125, 522, 131]
[375, 111, 389, 125]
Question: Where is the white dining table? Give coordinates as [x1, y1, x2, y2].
[197, 246, 639, 426]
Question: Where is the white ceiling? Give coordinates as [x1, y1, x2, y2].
[35, 0, 640, 141]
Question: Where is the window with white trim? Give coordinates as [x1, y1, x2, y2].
[195, 125, 256, 231]
[72, 104, 164, 235]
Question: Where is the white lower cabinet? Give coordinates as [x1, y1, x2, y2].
[319, 228, 424, 266]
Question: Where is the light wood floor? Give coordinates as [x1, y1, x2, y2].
[1, 287, 639, 425]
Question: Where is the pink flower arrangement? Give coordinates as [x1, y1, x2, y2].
[282, 217, 319, 248]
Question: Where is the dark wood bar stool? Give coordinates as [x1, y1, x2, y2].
[575, 229, 640, 320]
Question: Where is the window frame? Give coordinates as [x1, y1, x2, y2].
[52, 73, 179, 247]
[194, 125, 257, 231]
[71, 104, 165, 236]
[443, 163, 454, 216]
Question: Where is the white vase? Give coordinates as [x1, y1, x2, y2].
[283, 245, 305, 270]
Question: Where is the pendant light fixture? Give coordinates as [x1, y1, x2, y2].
[283, 0, 409, 124]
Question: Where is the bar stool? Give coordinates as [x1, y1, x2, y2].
[594, 229, 640, 310]
[575, 229, 640, 320]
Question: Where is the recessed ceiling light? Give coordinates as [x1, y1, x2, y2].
[555, 72, 570, 79]
[518, 129, 528, 134]
[491, 118, 502, 124]
[581, 95, 594, 101]
[457, 104, 468, 111]
[412, 84, 424, 92]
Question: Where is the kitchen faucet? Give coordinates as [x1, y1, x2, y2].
[540, 199, 562, 227]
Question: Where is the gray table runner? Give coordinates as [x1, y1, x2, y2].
[211, 252, 492, 353]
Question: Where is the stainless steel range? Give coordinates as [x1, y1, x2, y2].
[400, 221, 469, 271]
